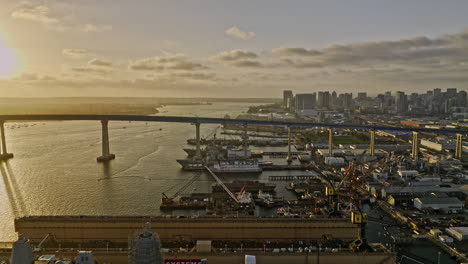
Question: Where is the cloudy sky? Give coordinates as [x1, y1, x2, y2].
[0, 0, 468, 97]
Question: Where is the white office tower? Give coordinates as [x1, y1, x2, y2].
[10, 235, 34, 264]
[128, 223, 163, 264]
[74, 251, 96, 264]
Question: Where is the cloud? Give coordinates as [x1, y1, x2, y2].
[270, 28, 468, 71]
[71, 67, 111, 74]
[11, 5, 59, 25]
[225, 26, 255, 40]
[215, 49, 258, 61]
[80, 24, 112, 32]
[11, 2, 112, 32]
[163, 72, 216, 81]
[15, 72, 40, 81]
[88, 58, 112, 67]
[232, 60, 263, 68]
[62, 48, 93, 58]
[129, 55, 207, 71]
[273, 47, 322, 56]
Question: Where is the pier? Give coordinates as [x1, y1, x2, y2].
[268, 175, 318, 181]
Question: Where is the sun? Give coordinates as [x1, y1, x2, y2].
[0, 40, 19, 78]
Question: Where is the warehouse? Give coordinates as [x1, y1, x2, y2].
[446, 227, 468, 241]
[413, 197, 464, 213]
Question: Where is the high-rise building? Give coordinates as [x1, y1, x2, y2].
[395, 91, 408, 113]
[458, 91, 467, 107]
[295, 93, 316, 112]
[317, 91, 330, 109]
[331, 91, 338, 107]
[446, 88, 457, 97]
[283, 90, 294, 108]
[342, 93, 353, 109]
[128, 223, 163, 264]
[433, 88, 442, 97]
[357, 92, 367, 99]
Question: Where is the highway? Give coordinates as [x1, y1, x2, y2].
[0, 114, 466, 135]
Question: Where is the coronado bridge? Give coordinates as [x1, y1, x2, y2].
[0, 114, 465, 162]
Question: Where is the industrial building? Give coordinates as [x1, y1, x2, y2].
[413, 197, 464, 212]
[446, 227, 468, 241]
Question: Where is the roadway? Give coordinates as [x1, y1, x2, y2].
[0, 115, 466, 135]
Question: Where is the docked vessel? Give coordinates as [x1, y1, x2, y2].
[176, 159, 205, 170]
[212, 181, 276, 193]
[210, 160, 262, 173]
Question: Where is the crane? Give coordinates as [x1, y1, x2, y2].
[162, 172, 202, 204]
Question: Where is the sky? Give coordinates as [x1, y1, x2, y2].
[0, 0, 468, 98]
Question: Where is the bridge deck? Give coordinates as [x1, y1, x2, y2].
[0, 114, 466, 134]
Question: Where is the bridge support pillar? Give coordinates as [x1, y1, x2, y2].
[286, 126, 292, 163]
[195, 123, 201, 160]
[455, 134, 463, 160]
[411, 132, 419, 160]
[0, 121, 13, 160]
[369, 130, 375, 156]
[328, 128, 333, 156]
[243, 124, 248, 158]
[97, 120, 115, 162]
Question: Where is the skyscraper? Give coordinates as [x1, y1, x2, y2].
[317, 91, 330, 109]
[295, 93, 316, 112]
[283, 90, 294, 108]
[395, 91, 408, 113]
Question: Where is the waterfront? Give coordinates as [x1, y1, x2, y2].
[0, 102, 269, 241]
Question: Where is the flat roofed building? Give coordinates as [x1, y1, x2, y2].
[413, 197, 464, 212]
[446, 227, 468, 241]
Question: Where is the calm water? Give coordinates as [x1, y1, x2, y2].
[0, 102, 281, 241]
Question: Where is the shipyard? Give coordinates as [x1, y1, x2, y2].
[2, 3, 468, 263]
[1, 88, 467, 264]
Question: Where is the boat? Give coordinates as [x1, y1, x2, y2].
[210, 160, 262, 173]
[211, 181, 276, 193]
[176, 159, 205, 170]
[255, 191, 285, 208]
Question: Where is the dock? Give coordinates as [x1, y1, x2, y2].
[261, 165, 313, 171]
[268, 175, 317, 181]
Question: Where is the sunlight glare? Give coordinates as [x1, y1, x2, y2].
[0, 39, 19, 78]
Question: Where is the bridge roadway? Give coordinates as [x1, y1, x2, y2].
[0, 114, 465, 162]
[0, 114, 466, 134]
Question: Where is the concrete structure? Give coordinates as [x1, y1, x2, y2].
[0, 114, 465, 164]
[75, 251, 97, 264]
[397, 170, 419, 181]
[0, 121, 13, 160]
[446, 227, 468, 241]
[420, 138, 456, 151]
[283, 90, 293, 108]
[413, 197, 463, 212]
[195, 123, 201, 160]
[96, 120, 115, 162]
[128, 224, 163, 264]
[369, 130, 375, 156]
[9, 235, 34, 264]
[0, 251, 396, 264]
[295, 93, 316, 112]
[411, 132, 418, 160]
[15, 216, 360, 243]
[286, 126, 292, 163]
[395, 91, 408, 113]
[456, 134, 463, 160]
